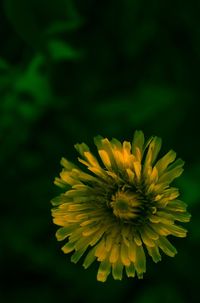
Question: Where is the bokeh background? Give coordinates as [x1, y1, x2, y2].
[1, 0, 200, 302]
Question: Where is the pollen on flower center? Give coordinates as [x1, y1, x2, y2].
[110, 191, 141, 221]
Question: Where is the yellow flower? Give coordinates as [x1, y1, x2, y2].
[51, 131, 191, 282]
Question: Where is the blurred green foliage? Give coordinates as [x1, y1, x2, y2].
[0, 0, 199, 302]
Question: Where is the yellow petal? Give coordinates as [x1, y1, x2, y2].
[74, 142, 89, 157]
[122, 141, 132, 165]
[162, 223, 187, 238]
[144, 136, 162, 171]
[158, 166, 184, 185]
[173, 211, 191, 222]
[94, 136, 117, 170]
[56, 225, 75, 241]
[146, 245, 161, 263]
[128, 240, 136, 262]
[83, 151, 101, 168]
[125, 262, 135, 278]
[97, 259, 111, 282]
[51, 194, 70, 206]
[132, 130, 145, 161]
[82, 225, 100, 237]
[112, 150, 124, 171]
[54, 177, 69, 189]
[60, 170, 79, 186]
[109, 243, 119, 263]
[90, 228, 106, 246]
[105, 232, 116, 252]
[83, 247, 96, 269]
[166, 200, 187, 212]
[157, 236, 177, 257]
[120, 242, 131, 266]
[149, 167, 158, 183]
[60, 157, 77, 170]
[71, 246, 87, 263]
[134, 245, 146, 275]
[151, 222, 171, 236]
[61, 241, 75, 253]
[80, 219, 98, 227]
[155, 150, 176, 175]
[144, 225, 159, 240]
[98, 150, 112, 169]
[140, 229, 155, 247]
[88, 166, 110, 180]
[95, 238, 106, 259]
[126, 168, 135, 184]
[133, 161, 141, 180]
[112, 261, 123, 280]
[134, 233, 142, 246]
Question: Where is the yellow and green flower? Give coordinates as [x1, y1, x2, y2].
[51, 130, 191, 282]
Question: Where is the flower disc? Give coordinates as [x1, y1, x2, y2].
[51, 130, 191, 282]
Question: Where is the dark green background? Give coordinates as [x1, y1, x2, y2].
[1, 1, 200, 302]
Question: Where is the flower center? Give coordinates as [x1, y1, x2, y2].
[110, 191, 141, 221]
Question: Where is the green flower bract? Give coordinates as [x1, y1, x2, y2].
[51, 130, 191, 282]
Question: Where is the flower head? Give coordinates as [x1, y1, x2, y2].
[51, 131, 191, 282]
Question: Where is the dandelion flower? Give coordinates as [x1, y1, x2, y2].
[51, 131, 191, 282]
